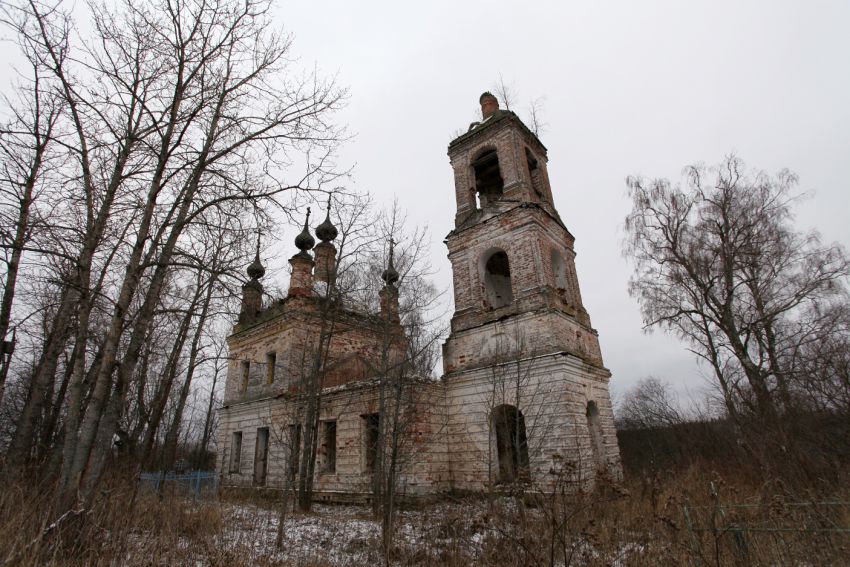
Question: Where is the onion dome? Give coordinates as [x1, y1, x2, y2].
[294, 207, 315, 252]
[247, 234, 265, 279]
[315, 197, 338, 242]
[247, 256, 265, 279]
[381, 238, 399, 286]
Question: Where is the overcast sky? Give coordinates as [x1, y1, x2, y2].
[3, 0, 847, 405]
[271, 0, 850, 403]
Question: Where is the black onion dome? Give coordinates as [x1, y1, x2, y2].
[294, 207, 315, 251]
[315, 198, 338, 242]
[381, 239, 399, 285]
[247, 252, 265, 280]
[247, 231, 265, 279]
[381, 264, 399, 286]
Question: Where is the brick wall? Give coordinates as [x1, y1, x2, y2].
[218, 378, 450, 497]
[442, 353, 621, 492]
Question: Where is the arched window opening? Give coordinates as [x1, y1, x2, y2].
[526, 148, 544, 198]
[551, 249, 568, 291]
[472, 149, 504, 207]
[483, 250, 513, 309]
[586, 401, 605, 470]
[492, 405, 529, 483]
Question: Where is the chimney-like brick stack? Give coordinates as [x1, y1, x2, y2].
[313, 201, 338, 286]
[288, 209, 315, 297]
[240, 239, 265, 321]
[379, 239, 400, 323]
[480, 91, 499, 119]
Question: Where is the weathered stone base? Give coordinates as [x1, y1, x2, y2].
[442, 351, 622, 493]
[217, 352, 621, 499]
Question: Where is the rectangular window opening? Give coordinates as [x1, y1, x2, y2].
[266, 352, 276, 384]
[240, 360, 250, 392]
[254, 427, 269, 486]
[363, 413, 380, 473]
[322, 420, 337, 473]
[230, 431, 243, 473]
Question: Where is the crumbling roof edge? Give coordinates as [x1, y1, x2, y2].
[448, 110, 547, 152]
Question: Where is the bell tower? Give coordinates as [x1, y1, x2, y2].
[442, 92, 601, 374]
[440, 93, 621, 490]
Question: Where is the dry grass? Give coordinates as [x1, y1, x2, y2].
[1, 436, 848, 566]
[0, 472, 229, 566]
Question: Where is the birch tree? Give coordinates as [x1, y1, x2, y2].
[1, 0, 345, 517]
[624, 155, 850, 432]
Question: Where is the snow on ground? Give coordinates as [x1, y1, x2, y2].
[205, 499, 648, 567]
[220, 503, 381, 565]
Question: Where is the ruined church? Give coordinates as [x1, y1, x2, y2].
[217, 93, 621, 498]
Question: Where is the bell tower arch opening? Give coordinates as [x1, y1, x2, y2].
[481, 249, 513, 309]
[472, 148, 504, 208]
[525, 147, 545, 199]
[492, 404, 530, 483]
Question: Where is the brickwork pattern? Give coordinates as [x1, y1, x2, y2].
[217, 95, 622, 500]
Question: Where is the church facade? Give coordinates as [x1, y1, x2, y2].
[216, 93, 621, 499]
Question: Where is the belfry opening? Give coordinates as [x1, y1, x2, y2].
[472, 149, 504, 207]
[483, 250, 513, 309]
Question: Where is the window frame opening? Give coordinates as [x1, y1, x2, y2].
[472, 149, 504, 208]
[321, 420, 337, 474]
[482, 249, 513, 309]
[254, 427, 269, 486]
[492, 405, 530, 483]
[266, 351, 276, 384]
[363, 413, 381, 473]
[586, 401, 606, 471]
[229, 431, 243, 473]
[526, 147, 545, 198]
[551, 249, 568, 292]
[240, 360, 250, 392]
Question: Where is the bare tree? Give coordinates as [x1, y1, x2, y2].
[624, 155, 850, 435]
[527, 96, 547, 138]
[361, 203, 443, 565]
[492, 73, 517, 111]
[295, 191, 375, 512]
[785, 302, 850, 413]
[197, 338, 227, 461]
[0, 46, 61, 409]
[1, 0, 345, 519]
[271, 399, 305, 550]
[615, 376, 684, 430]
[487, 77, 547, 138]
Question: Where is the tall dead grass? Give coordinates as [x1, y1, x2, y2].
[1, 418, 848, 566]
[0, 470, 229, 566]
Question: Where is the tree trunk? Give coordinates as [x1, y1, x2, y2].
[139, 310, 194, 466]
[297, 309, 336, 511]
[8, 286, 73, 466]
[0, 72, 56, 409]
[162, 277, 216, 469]
[198, 345, 224, 460]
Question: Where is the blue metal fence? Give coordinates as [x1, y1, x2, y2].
[138, 470, 218, 497]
